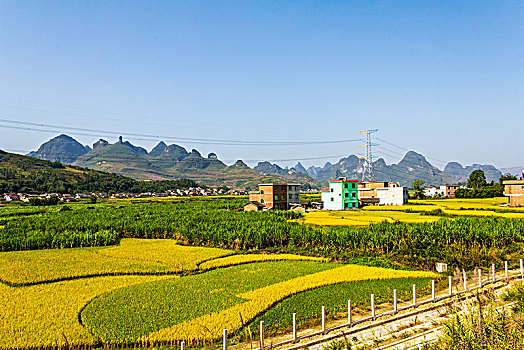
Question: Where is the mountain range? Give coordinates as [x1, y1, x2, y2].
[27, 135, 320, 189]
[26, 134, 518, 189]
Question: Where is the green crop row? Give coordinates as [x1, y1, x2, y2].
[1, 199, 523, 269]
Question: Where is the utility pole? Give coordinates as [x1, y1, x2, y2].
[358, 129, 378, 181]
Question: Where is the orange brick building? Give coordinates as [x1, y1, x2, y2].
[358, 181, 400, 199]
[503, 179, 524, 207]
[248, 183, 289, 210]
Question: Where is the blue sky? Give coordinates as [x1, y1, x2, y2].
[0, 1, 522, 169]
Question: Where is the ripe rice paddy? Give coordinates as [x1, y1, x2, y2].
[298, 198, 524, 226]
[0, 240, 436, 348]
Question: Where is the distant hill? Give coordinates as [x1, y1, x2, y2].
[444, 162, 502, 183]
[292, 151, 503, 187]
[27, 135, 321, 189]
[73, 138, 170, 180]
[0, 150, 198, 194]
[27, 134, 91, 164]
[499, 166, 524, 177]
[27, 134, 508, 188]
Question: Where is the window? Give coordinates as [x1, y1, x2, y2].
[344, 184, 348, 189]
[521, 186, 524, 190]
[260, 199, 264, 204]
[345, 193, 348, 198]
[352, 192, 356, 197]
[275, 195, 278, 200]
[331, 198, 334, 201]
[281, 196, 285, 200]
[260, 190, 264, 194]
[352, 183, 356, 188]
[330, 188, 334, 193]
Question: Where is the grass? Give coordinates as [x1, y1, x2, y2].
[249, 277, 433, 334]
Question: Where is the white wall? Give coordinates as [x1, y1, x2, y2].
[321, 183, 344, 210]
[376, 187, 408, 205]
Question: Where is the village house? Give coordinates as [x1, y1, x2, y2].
[357, 181, 407, 206]
[424, 185, 461, 198]
[246, 183, 301, 211]
[504, 173, 524, 207]
[321, 177, 359, 210]
[4, 194, 20, 202]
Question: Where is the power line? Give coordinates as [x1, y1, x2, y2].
[0, 118, 362, 146]
[376, 137, 448, 165]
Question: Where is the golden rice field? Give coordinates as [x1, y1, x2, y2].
[143, 264, 435, 345]
[199, 253, 328, 270]
[298, 198, 524, 226]
[0, 239, 436, 349]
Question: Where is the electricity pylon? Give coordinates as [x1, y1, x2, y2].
[358, 129, 378, 181]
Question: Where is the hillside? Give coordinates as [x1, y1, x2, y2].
[0, 150, 198, 194]
[28, 135, 322, 189]
[73, 139, 171, 180]
[27, 134, 91, 164]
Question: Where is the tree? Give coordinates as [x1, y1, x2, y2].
[467, 170, 487, 189]
[499, 174, 517, 185]
[412, 180, 426, 199]
[90, 195, 97, 204]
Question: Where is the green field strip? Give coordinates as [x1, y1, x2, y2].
[81, 261, 337, 344]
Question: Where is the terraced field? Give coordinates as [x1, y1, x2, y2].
[0, 239, 436, 349]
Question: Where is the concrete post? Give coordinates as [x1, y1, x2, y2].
[412, 284, 416, 305]
[521, 259, 523, 279]
[292, 313, 297, 341]
[431, 280, 435, 301]
[321, 306, 326, 333]
[463, 271, 468, 291]
[260, 321, 264, 350]
[181, 341, 185, 350]
[223, 329, 227, 350]
[478, 269, 482, 288]
[348, 300, 352, 324]
[448, 276, 453, 296]
[371, 294, 375, 318]
[505, 261, 509, 281]
[492, 263, 496, 283]
[393, 289, 397, 313]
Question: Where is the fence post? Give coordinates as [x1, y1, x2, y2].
[412, 284, 416, 306]
[431, 280, 435, 301]
[521, 259, 523, 280]
[223, 329, 227, 350]
[260, 321, 264, 350]
[448, 276, 453, 296]
[463, 271, 468, 291]
[393, 289, 397, 313]
[505, 261, 509, 282]
[478, 269, 482, 288]
[492, 263, 496, 283]
[181, 341, 185, 350]
[348, 300, 352, 324]
[371, 294, 375, 318]
[321, 306, 326, 333]
[292, 313, 297, 341]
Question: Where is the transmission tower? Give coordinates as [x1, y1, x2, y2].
[358, 129, 378, 181]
